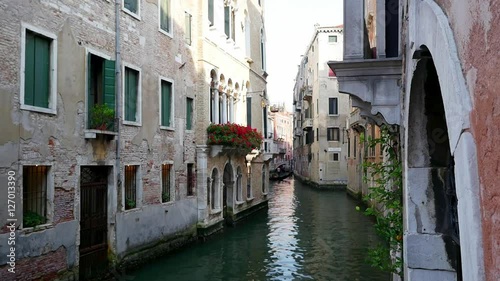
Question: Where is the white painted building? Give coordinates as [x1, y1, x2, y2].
[293, 25, 349, 187]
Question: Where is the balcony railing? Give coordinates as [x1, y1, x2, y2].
[303, 86, 312, 100]
[302, 118, 313, 130]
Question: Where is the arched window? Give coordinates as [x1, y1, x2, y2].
[210, 168, 219, 209]
[247, 166, 252, 199]
[260, 28, 266, 71]
[236, 167, 242, 201]
[261, 165, 266, 194]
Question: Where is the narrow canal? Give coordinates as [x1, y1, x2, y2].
[130, 178, 389, 281]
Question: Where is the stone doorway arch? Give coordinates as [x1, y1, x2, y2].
[404, 2, 485, 280]
[223, 162, 234, 223]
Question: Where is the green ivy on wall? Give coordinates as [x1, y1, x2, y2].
[359, 125, 403, 277]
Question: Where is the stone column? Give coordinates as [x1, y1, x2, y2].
[221, 93, 227, 124]
[196, 146, 209, 223]
[229, 96, 234, 123]
[343, 0, 364, 60]
[214, 89, 220, 124]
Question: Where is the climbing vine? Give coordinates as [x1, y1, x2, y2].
[359, 125, 403, 277]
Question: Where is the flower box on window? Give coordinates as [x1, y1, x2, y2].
[207, 123, 263, 157]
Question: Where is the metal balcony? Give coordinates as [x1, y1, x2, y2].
[294, 127, 303, 136]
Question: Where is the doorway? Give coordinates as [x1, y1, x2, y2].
[79, 166, 109, 280]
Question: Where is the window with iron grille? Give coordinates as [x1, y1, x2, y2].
[124, 165, 138, 210]
[23, 166, 48, 228]
[162, 164, 172, 203]
[187, 163, 194, 196]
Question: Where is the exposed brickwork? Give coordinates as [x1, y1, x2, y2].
[0, 247, 69, 281]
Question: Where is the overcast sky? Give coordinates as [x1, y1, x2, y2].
[264, 0, 343, 111]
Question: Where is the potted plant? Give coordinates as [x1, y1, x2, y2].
[207, 123, 263, 154]
[90, 104, 115, 131]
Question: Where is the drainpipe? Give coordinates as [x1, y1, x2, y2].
[114, 0, 122, 254]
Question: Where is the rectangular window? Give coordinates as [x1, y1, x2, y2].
[184, 12, 192, 45]
[224, 6, 230, 38]
[124, 67, 140, 123]
[187, 163, 194, 196]
[353, 136, 357, 158]
[186, 97, 193, 130]
[88, 53, 115, 130]
[160, 80, 172, 127]
[161, 164, 172, 203]
[316, 128, 319, 141]
[23, 166, 48, 228]
[328, 152, 340, 162]
[159, 0, 171, 34]
[246, 97, 252, 127]
[124, 165, 138, 210]
[328, 97, 338, 115]
[328, 35, 338, 43]
[124, 0, 139, 16]
[208, 0, 214, 26]
[24, 30, 53, 110]
[327, 127, 340, 141]
[348, 136, 351, 157]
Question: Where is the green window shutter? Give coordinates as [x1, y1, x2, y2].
[35, 35, 50, 108]
[224, 6, 230, 38]
[103, 59, 116, 110]
[87, 54, 94, 127]
[24, 31, 35, 106]
[25, 32, 50, 108]
[125, 68, 138, 122]
[246, 97, 252, 127]
[186, 98, 193, 130]
[161, 81, 171, 126]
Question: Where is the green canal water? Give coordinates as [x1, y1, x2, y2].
[129, 178, 389, 281]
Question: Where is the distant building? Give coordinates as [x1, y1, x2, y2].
[269, 103, 293, 171]
[292, 25, 349, 188]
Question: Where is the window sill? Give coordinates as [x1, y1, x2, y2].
[161, 200, 174, 205]
[328, 114, 339, 117]
[21, 223, 53, 234]
[159, 28, 173, 39]
[123, 207, 141, 213]
[84, 129, 118, 140]
[160, 126, 175, 131]
[262, 192, 268, 196]
[122, 8, 141, 21]
[246, 197, 254, 202]
[123, 120, 142, 127]
[210, 208, 222, 215]
[20, 104, 56, 115]
[235, 200, 245, 206]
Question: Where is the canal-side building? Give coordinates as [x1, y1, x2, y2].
[0, 0, 271, 280]
[292, 25, 349, 188]
[0, 0, 200, 279]
[346, 108, 383, 199]
[329, 0, 499, 280]
[194, 0, 271, 235]
[269, 104, 293, 171]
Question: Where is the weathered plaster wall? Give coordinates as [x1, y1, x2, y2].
[423, 1, 500, 279]
[0, 0, 199, 277]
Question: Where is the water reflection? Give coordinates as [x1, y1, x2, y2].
[130, 177, 389, 281]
